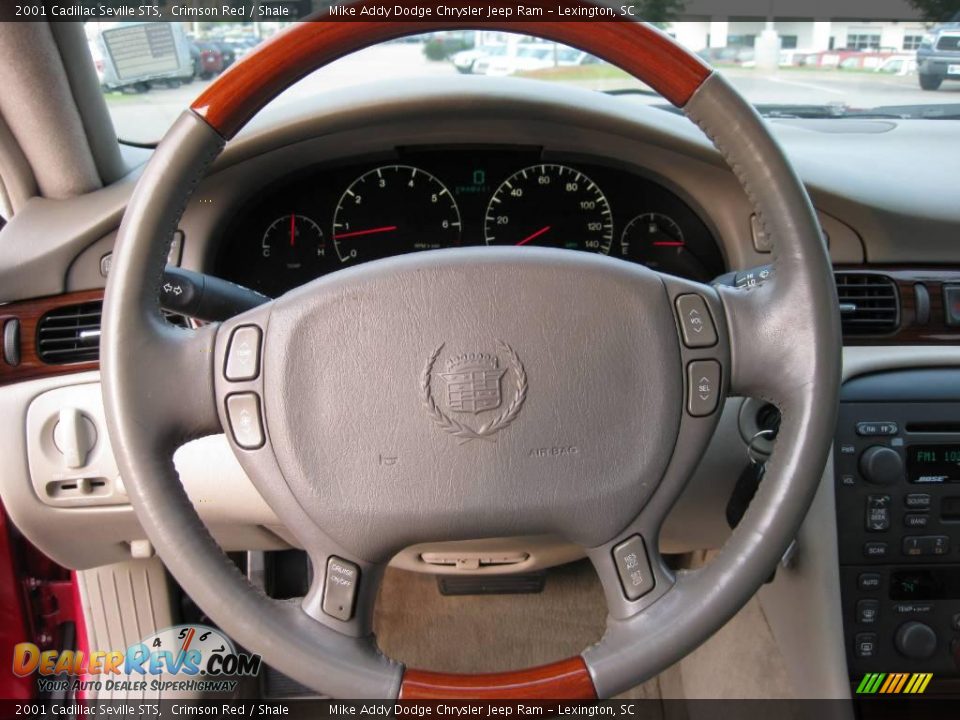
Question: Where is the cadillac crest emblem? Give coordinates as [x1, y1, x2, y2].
[421, 341, 527, 443]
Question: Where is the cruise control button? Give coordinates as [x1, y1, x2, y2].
[675, 294, 717, 348]
[687, 360, 721, 417]
[322, 556, 359, 621]
[612, 535, 655, 601]
[226, 393, 264, 449]
[225, 325, 262, 381]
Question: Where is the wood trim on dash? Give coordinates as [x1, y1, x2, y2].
[0, 290, 103, 387]
[398, 657, 597, 700]
[191, 5, 712, 139]
[836, 267, 960, 346]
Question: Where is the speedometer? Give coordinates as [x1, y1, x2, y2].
[332, 165, 461, 264]
[483, 164, 613, 253]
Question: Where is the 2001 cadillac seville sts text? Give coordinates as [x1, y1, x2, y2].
[0, 0, 959, 717]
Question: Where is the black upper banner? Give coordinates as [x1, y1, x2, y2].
[0, 0, 945, 23]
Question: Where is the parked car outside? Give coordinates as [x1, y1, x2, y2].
[917, 22, 960, 90]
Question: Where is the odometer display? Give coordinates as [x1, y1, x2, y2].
[332, 165, 461, 264]
[483, 164, 613, 253]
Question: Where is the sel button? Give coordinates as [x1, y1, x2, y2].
[675, 294, 717, 348]
[687, 360, 721, 417]
[225, 325, 262, 381]
[226, 393, 264, 449]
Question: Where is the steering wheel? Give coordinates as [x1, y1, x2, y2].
[101, 6, 841, 700]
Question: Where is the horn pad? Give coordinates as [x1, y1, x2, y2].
[262, 248, 682, 560]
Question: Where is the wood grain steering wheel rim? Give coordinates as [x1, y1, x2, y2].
[103, 0, 840, 701]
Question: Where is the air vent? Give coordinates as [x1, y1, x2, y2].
[835, 272, 900, 335]
[36, 301, 102, 364]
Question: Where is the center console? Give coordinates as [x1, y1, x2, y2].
[836, 369, 960, 682]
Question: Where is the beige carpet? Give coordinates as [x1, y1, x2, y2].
[373, 560, 662, 699]
[373, 559, 794, 702]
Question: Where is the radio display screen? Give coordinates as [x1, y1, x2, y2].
[907, 444, 960, 484]
[891, 569, 960, 600]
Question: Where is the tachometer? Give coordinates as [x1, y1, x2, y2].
[483, 164, 613, 253]
[332, 165, 461, 264]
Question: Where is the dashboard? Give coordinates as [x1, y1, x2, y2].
[214, 147, 725, 296]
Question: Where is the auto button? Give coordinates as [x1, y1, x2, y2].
[226, 393, 264, 449]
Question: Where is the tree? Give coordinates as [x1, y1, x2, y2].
[632, 0, 686, 26]
[907, 0, 960, 22]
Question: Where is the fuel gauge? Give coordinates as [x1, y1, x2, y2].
[620, 212, 710, 280]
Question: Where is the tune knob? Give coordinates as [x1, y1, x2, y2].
[895, 621, 938, 660]
[859, 446, 903, 486]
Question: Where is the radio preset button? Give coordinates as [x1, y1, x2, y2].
[902, 535, 950, 557]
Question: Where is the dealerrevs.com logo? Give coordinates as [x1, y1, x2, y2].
[12, 624, 261, 694]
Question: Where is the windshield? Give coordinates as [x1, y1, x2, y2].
[88, 22, 960, 145]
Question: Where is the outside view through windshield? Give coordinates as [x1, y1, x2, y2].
[88, 19, 960, 144]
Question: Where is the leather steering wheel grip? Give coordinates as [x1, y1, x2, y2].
[101, 1, 840, 700]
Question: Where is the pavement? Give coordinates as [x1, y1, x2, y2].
[105, 43, 960, 144]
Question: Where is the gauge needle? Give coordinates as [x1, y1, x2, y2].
[334, 225, 399, 240]
[516, 225, 551, 246]
[289, 214, 296, 247]
[653, 241, 685, 247]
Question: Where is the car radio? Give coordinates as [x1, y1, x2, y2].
[835, 369, 960, 680]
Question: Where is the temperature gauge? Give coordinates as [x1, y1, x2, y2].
[259, 214, 327, 292]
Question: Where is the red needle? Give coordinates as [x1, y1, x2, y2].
[653, 241, 684, 247]
[289, 214, 296, 247]
[334, 225, 398, 240]
[516, 225, 551, 246]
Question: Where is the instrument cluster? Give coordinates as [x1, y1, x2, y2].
[216, 148, 725, 297]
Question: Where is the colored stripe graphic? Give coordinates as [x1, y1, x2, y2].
[857, 672, 933, 694]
